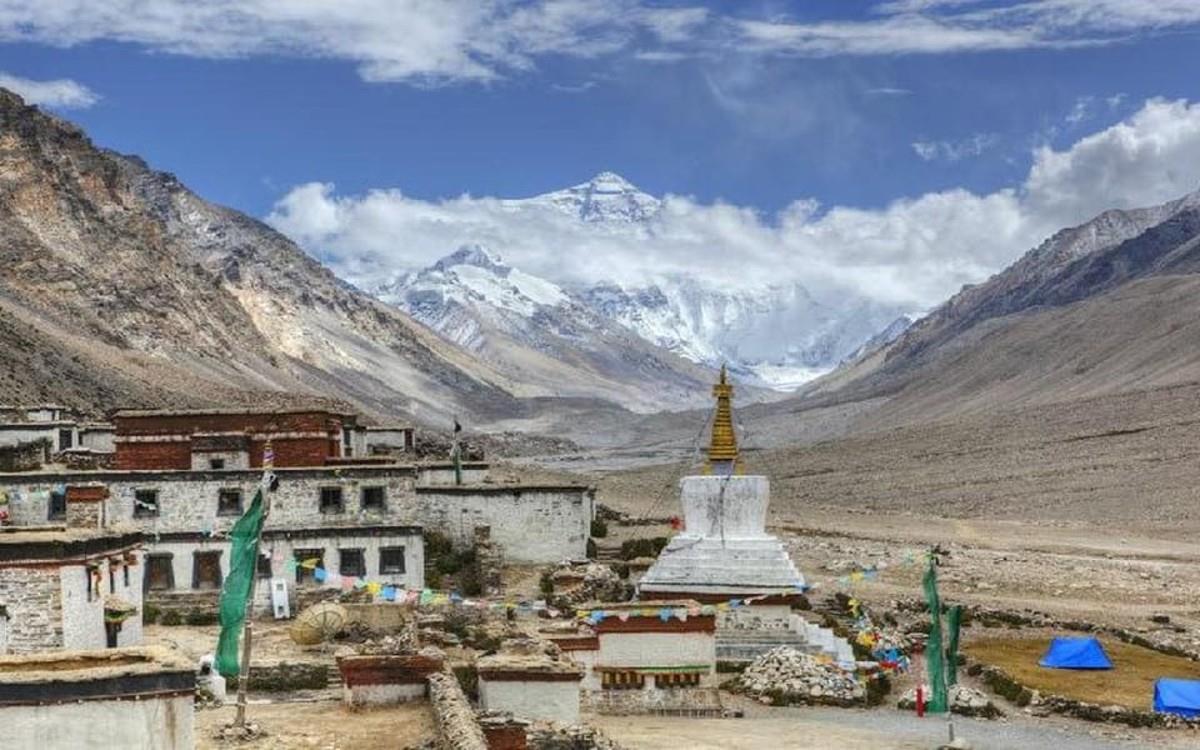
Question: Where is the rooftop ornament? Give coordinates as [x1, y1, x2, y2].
[705, 365, 741, 476]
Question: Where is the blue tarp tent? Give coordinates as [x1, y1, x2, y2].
[1039, 637, 1113, 669]
[1154, 678, 1200, 718]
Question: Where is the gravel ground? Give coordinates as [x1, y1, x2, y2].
[594, 701, 1200, 750]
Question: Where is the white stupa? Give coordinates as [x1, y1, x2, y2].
[638, 367, 807, 604]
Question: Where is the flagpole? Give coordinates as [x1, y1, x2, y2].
[234, 443, 274, 729]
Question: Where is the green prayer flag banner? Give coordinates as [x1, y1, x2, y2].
[923, 559, 949, 713]
[946, 604, 964, 687]
[215, 486, 266, 678]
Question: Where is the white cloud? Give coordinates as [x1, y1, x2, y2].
[865, 87, 913, 96]
[267, 98, 1200, 312]
[0, 2, 1197, 86]
[0, 71, 98, 108]
[911, 132, 998, 161]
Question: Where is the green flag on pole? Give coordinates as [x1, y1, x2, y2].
[215, 486, 266, 678]
[923, 558, 949, 713]
[946, 604, 964, 687]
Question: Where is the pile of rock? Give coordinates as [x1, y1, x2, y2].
[549, 563, 630, 609]
[526, 724, 627, 750]
[897, 684, 1004, 719]
[738, 646, 866, 706]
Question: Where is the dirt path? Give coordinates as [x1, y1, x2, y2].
[195, 699, 435, 749]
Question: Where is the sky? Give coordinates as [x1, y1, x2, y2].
[3, 1, 1200, 310]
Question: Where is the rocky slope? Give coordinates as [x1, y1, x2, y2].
[797, 187, 1200, 426]
[0, 88, 549, 426]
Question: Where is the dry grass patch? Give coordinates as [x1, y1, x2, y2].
[966, 633, 1200, 710]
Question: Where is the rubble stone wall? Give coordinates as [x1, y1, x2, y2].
[428, 669, 487, 750]
[0, 566, 62, 652]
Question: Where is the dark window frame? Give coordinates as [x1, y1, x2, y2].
[360, 486, 386, 511]
[209, 458, 226, 470]
[133, 489, 159, 518]
[319, 486, 344, 514]
[256, 551, 273, 579]
[48, 489, 66, 521]
[217, 488, 243, 516]
[339, 548, 366, 578]
[192, 550, 223, 591]
[294, 548, 324, 584]
[379, 546, 406, 575]
[144, 553, 175, 592]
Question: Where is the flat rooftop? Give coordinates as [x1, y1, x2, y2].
[0, 646, 194, 704]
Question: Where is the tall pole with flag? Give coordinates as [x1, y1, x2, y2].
[216, 440, 273, 730]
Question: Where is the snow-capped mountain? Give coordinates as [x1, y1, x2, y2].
[519, 170, 661, 224]
[376, 172, 912, 392]
[580, 276, 908, 389]
[376, 245, 717, 412]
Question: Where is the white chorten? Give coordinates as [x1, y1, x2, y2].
[638, 368, 806, 602]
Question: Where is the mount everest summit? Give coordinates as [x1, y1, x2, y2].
[375, 172, 914, 391]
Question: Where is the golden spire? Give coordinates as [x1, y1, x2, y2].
[706, 364, 740, 475]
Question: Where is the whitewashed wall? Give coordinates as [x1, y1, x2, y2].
[0, 695, 193, 749]
[598, 631, 715, 669]
[478, 678, 580, 725]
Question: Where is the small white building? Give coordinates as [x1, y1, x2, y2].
[0, 646, 194, 749]
[0, 519, 144, 654]
[477, 652, 583, 725]
[563, 601, 723, 715]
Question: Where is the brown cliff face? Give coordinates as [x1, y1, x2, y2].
[0, 88, 521, 423]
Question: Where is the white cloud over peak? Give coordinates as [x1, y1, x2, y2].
[0, 72, 98, 108]
[0, 2, 1198, 86]
[268, 99, 1200, 314]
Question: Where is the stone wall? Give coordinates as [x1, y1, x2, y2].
[428, 669, 487, 750]
[0, 548, 143, 654]
[146, 529, 424, 604]
[0, 440, 49, 472]
[0, 466, 592, 564]
[414, 486, 594, 563]
[0, 566, 62, 653]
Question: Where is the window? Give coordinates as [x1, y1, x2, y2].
[379, 546, 406, 575]
[133, 489, 159, 518]
[217, 489, 243, 516]
[192, 551, 223, 590]
[256, 552, 273, 579]
[123, 563, 130, 588]
[361, 486, 385, 511]
[145, 554, 174, 591]
[48, 488, 66, 521]
[601, 671, 645, 690]
[294, 549, 324, 584]
[85, 565, 99, 602]
[319, 487, 344, 513]
[58, 429, 73, 450]
[209, 458, 226, 470]
[339, 548, 366, 578]
[655, 672, 701, 688]
[108, 563, 115, 594]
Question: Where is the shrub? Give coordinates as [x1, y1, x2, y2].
[185, 609, 219, 626]
[539, 570, 555, 597]
[142, 603, 161, 624]
[160, 610, 183, 626]
[619, 537, 668, 560]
